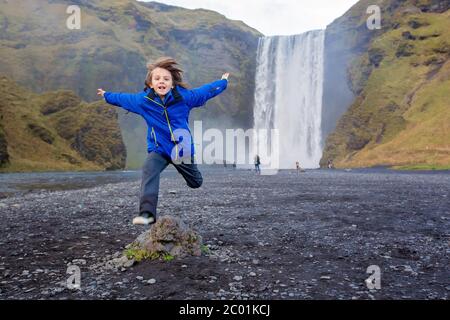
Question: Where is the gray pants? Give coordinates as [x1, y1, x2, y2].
[139, 152, 203, 219]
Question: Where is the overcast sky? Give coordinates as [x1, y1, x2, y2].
[141, 0, 360, 36]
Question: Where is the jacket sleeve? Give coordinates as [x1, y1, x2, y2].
[103, 92, 144, 115]
[185, 79, 228, 109]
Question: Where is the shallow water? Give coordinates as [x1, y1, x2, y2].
[0, 170, 143, 198]
[0, 166, 448, 198]
[0, 166, 234, 198]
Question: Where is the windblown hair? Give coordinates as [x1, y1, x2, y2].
[145, 57, 189, 89]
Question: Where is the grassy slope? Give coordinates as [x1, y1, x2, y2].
[322, 4, 449, 169]
[0, 76, 125, 172]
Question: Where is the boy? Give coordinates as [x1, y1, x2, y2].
[98, 57, 229, 225]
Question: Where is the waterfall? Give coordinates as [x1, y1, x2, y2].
[253, 30, 325, 169]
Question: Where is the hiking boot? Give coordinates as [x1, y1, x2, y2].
[132, 212, 155, 225]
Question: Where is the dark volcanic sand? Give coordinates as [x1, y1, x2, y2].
[0, 168, 449, 300]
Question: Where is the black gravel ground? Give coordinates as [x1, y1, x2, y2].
[0, 168, 449, 300]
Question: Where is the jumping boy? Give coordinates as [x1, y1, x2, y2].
[97, 57, 229, 225]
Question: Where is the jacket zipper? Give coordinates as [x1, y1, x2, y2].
[151, 127, 159, 147]
[145, 96, 179, 160]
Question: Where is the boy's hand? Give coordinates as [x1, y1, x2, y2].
[97, 88, 106, 97]
[221, 73, 230, 81]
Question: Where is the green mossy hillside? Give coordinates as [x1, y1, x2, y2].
[0, 76, 126, 172]
[321, 1, 449, 169]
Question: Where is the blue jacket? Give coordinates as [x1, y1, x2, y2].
[104, 79, 228, 161]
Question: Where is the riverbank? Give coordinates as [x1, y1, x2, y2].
[0, 169, 448, 299]
[0, 170, 141, 199]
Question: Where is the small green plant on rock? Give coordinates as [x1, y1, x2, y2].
[124, 248, 150, 262]
[124, 247, 177, 262]
[201, 245, 210, 254]
[163, 254, 175, 262]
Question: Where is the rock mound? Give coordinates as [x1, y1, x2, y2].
[90, 216, 203, 273]
[126, 216, 203, 261]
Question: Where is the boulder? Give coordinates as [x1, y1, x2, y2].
[90, 216, 203, 274]
[126, 216, 203, 261]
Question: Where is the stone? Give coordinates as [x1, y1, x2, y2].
[72, 259, 87, 265]
[403, 265, 418, 276]
[123, 259, 135, 268]
[113, 256, 130, 267]
[130, 215, 203, 260]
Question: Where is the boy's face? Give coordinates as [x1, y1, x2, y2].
[150, 67, 173, 97]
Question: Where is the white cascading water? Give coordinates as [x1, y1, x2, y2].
[253, 30, 325, 169]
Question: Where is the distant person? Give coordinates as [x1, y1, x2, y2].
[98, 57, 230, 225]
[232, 162, 237, 170]
[254, 155, 261, 175]
[223, 160, 227, 168]
[296, 161, 305, 174]
[328, 159, 334, 169]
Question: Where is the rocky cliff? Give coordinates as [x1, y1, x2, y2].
[321, 0, 450, 169]
[0, 76, 126, 172]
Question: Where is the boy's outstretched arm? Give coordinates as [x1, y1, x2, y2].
[186, 73, 230, 109]
[97, 88, 143, 115]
